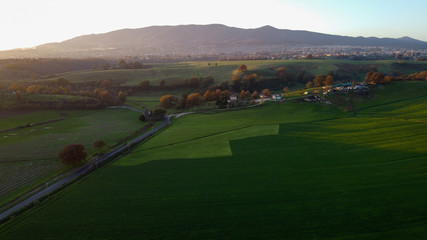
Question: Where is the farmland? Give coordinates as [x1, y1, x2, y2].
[0, 108, 148, 206]
[28, 59, 427, 87]
[1, 81, 427, 239]
[2, 59, 427, 113]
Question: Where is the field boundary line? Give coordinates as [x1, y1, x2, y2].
[0, 117, 65, 134]
[129, 123, 278, 154]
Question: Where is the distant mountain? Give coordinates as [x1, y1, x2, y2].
[1, 24, 427, 58]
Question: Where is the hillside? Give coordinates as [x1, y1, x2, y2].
[1, 24, 427, 58]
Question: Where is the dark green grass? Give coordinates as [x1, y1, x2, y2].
[0, 109, 145, 162]
[2, 82, 427, 239]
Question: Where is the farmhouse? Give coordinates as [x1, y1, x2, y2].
[229, 93, 240, 102]
[330, 82, 368, 92]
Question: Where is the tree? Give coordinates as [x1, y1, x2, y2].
[237, 64, 248, 72]
[176, 93, 188, 109]
[365, 72, 384, 84]
[203, 90, 218, 102]
[117, 91, 127, 104]
[57, 87, 70, 95]
[262, 89, 272, 97]
[160, 94, 178, 109]
[139, 115, 146, 122]
[324, 75, 334, 86]
[139, 80, 150, 89]
[283, 86, 290, 93]
[216, 90, 229, 108]
[152, 108, 167, 120]
[98, 90, 114, 105]
[251, 90, 260, 99]
[186, 93, 202, 108]
[26, 85, 42, 94]
[242, 73, 258, 90]
[94, 88, 101, 97]
[384, 75, 392, 83]
[306, 81, 313, 88]
[240, 90, 251, 100]
[9, 83, 26, 92]
[93, 140, 106, 152]
[159, 80, 166, 88]
[58, 144, 87, 165]
[313, 74, 327, 87]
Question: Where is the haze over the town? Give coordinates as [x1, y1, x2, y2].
[1, 0, 426, 51]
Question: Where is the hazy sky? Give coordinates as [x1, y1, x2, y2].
[1, 0, 426, 50]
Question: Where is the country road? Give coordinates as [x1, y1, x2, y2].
[0, 103, 261, 223]
[0, 115, 170, 223]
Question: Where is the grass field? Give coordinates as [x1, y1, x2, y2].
[2, 81, 427, 239]
[0, 93, 99, 110]
[34, 60, 427, 87]
[125, 89, 192, 110]
[0, 108, 148, 207]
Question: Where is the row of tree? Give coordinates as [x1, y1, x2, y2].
[7, 78, 127, 107]
[364, 70, 427, 84]
[305, 75, 334, 88]
[160, 88, 273, 110]
[228, 65, 295, 92]
[160, 93, 204, 109]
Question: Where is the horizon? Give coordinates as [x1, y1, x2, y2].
[1, 0, 427, 51]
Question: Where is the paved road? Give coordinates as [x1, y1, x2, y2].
[1, 103, 262, 222]
[0, 116, 170, 223]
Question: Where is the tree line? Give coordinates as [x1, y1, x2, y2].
[4, 78, 128, 110]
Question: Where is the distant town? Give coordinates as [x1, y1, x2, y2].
[137, 46, 427, 62]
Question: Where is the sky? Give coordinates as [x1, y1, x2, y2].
[1, 0, 426, 50]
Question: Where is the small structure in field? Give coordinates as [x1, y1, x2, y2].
[272, 94, 282, 101]
[229, 93, 240, 103]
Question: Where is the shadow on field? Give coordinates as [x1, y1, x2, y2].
[2, 122, 427, 240]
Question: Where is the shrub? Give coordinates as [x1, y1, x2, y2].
[152, 109, 167, 121]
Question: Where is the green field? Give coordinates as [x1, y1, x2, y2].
[0, 108, 148, 206]
[125, 89, 192, 110]
[2, 81, 427, 239]
[35, 60, 427, 87]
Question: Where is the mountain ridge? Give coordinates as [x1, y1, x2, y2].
[1, 24, 426, 58]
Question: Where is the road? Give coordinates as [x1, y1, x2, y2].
[0, 116, 170, 223]
[1, 103, 262, 223]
